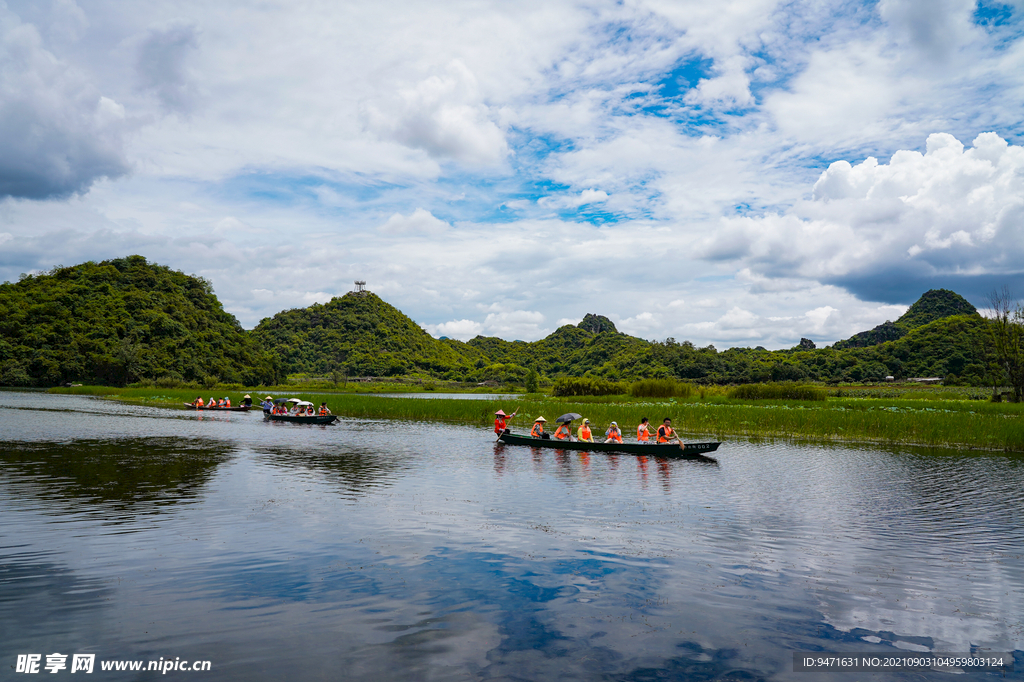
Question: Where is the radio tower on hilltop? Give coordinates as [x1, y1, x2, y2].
[354, 280, 367, 296]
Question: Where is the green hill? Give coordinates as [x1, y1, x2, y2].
[0, 257, 998, 389]
[250, 291, 483, 378]
[0, 256, 278, 386]
[834, 289, 979, 349]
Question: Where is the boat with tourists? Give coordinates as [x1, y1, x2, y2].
[497, 432, 720, 458]
[183, 403, 251, 412]
[264, 399, 339, 425]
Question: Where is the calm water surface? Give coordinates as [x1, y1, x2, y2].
[1, 392, 1022, 680]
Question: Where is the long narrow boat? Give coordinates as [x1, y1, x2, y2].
[183, 403, 251, 412]
[497, 432, 720, 458]
[264, 413, 339, 425]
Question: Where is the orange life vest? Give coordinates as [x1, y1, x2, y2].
[579, 425, 592, 441]
[637, 423, 650, 441]
[319, 406, 328, 415]
[196, 398, 204, 407]
[225, 399, 231, 408]
[531, 422, 544, 437]
[657, 425, 675, 443]
[606, 428, 622, 443]
[554, 424, 570, 440]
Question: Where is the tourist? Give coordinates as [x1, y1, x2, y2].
[319, 402, 331, 415]
[604, 421, 623, 443]
[577, 419, 594, 443]
[192, 396, 204, 408]
[553, 421, 573, 440]
[637, 417, 651, 442]
[657, 418, 677, 443]
[530, 416, 547, 438]
[494, 409, 517, 436]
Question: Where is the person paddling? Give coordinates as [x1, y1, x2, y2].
[657, 418, 679, 443]
[494, 409, 517, 436]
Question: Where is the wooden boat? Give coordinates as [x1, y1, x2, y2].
[497, 432, 720, 458]
[183, 403, 251, 412]
[264, 413, 339, 425]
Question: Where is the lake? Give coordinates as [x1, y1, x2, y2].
[1, 391, 1021, 680]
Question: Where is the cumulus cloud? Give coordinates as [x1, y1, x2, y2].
[697, 132, 1024, 303]
[363, 60, 509, 166]
[377, 208, 450, 235]
[0, 8, 128, 199]
[537, 188, 609, 209]
[134, 20, 200, 113]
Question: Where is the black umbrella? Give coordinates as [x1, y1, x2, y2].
[555, 413, 582, 423]
[273, 398, 291, 404]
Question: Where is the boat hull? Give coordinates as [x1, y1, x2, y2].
[497, 432, 720, 458]
[183, 403, 251, 412]
[264, 413, 339, 425]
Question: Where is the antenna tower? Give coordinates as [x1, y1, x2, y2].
[354, 280, 366, 296]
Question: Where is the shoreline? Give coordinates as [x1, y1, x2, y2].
[43, 385, 1024, 453]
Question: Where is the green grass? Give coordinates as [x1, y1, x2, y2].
[48, 385, 1024, 451]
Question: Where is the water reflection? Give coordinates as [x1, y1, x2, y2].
[0, 438, 232, 519]
[1, 392, 1023, 681]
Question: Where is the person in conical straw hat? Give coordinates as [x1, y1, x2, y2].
[494, 408, 517, 436]
[530, 416, 547, 438]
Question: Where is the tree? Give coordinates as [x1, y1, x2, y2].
[986, 287, 1024, 402]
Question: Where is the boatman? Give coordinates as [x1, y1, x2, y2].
[261, 396, 273, 414]
[577, 419, 594, 443]
[494, 409, 517, 436]
[553, 420, 573, 440]
[530, 416, 547, 438]
[637, 418, 651, 442]
[657, 418, 678, 443]
[242, 394, 252, 407]
[604, 421, 623, 443]
[192, 396, 204, 408]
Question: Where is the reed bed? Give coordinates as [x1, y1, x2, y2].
[48, 386, 1024, 451]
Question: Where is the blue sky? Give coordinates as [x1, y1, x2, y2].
[1, 0, 1023, 347]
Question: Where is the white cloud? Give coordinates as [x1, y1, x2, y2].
[0, 7, 128, 199]
[697, 132, 1024, 301]
[377, 208, 450, 235]
[363, 60, 509, 166]
[134, 20, 200, 113]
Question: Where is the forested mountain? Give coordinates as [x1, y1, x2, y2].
[0, 256, 279, 386]
[834, 289, 978, 349]
[250, 291, 485, 378]
[0, 256, 999, 388]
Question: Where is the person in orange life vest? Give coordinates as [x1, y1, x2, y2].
[225, 397, 231, 408]
[577, 419, 594, 442]
[319, 402, 331, 415]
[209, 397, 216, 408]
[553, 421, 572, 440]
[637, 417, 651, 442]
[494, 409, 517, 435]
[657, 418, 677, 443]
[306, 405, 315, 416]
[192, 396, 204, 408]
[604, 421, 623, 443]
[530, 416, 547, 438]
